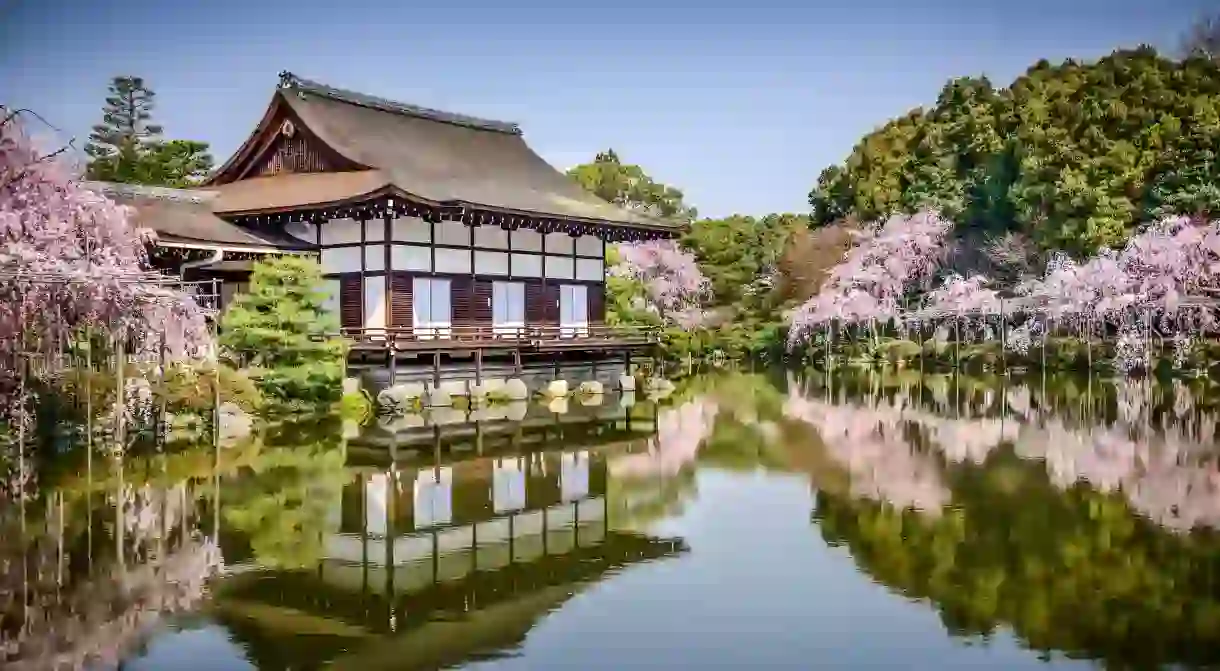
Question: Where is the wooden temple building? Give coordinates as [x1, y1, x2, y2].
[108, 71, 682, 362]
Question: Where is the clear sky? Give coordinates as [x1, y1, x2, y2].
[1, 0, 1213, 218]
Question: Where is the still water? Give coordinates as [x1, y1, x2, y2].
[3, 369, 1220, 669]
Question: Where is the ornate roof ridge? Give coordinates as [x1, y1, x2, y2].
[277, 71, 522, 136]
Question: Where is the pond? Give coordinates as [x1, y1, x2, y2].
[3, 369, 1220, 669]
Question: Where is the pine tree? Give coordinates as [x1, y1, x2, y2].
[84, 76, 214, 186]
[85, 76, 163, 182]
[219, 256, 346, 408]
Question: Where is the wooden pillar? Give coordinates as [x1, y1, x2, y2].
[433, 351, 441, 387]
[388, 346, 397, 385]
[384, 208, 393, 341]
[474, 348, 483, 385]
[384, 467, 396, 607]
[359, 215, 368, 335]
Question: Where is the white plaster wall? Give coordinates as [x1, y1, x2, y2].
[364, 244, 385, 272]
[475, 251, 509, 275]
[474, 226, 509, 250]
[576, 258, 604, 281]
[392, 244, 431, 271]
[392, 216, 431, 243]
[545, 232, 574, 255]
[284, 222, 317, 244]
[575, 235, 603, 257]
[321, 247, 362, 274]
[511, 229, 542, 252]
[435, 247, 471, 274]
[321, 279, 341, 318]
[365, 219, 385, 242]
[321, 218, 361, 245]
[545, 255, 575, 280]
[364, 276, 386, 330]
[511, 253, 542, 278]
[435, 221, 471, 247]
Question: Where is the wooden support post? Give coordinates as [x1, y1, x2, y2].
[513, 348, 522, 375]
[474, 348, 483, 385]
[432, 351, 441, 387]
[1086, 316, 1093, 372]
[999, 299, 1006, 375]
[954, 311, 961, 370]
[388, 346, 397, 386]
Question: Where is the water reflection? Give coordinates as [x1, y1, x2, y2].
[791, 370, 1220, 668]
[6, 370, 1220, 669]
[0, 393, 689, 670]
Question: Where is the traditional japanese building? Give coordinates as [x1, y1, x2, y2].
[196, 71, 682, 344]
[86, 180, 312, 310]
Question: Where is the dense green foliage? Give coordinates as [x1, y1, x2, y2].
[569, 151, 823, 362]
[809, 48, 1220, 256]
[220, 256, 346, 409]
[85, 75, 214, 186]
[220, 415, 348, 569]
[565, 149, 697, 223]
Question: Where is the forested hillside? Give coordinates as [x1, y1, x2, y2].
[809, 47, 1220, 257]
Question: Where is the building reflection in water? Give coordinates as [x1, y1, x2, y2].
[211, 398, 688, 670]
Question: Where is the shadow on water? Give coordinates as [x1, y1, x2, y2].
[5, 366, 1220, 669]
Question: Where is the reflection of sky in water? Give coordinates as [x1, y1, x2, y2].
[465, 470, 1090, 671]
[125, 626, 255, 671]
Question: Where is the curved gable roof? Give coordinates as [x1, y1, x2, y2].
[207, 72, 681, 232]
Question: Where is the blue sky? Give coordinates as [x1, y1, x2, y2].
[1, 0, 1213, 218]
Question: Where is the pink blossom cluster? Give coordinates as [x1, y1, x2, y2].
[1019, 217, 1220, 321]
[787, 211, 952, 347]
[785, 374, 1220, 533]
[0, 113, 211, 374]
[922, 273, 1004, 315]
[611, 239, 710, 322]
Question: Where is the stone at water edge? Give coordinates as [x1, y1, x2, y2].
[467, 382, 490, 405]
[505, 400, 529, 421]
[218, 402, 253, 443]
[342, 377, 362, 396]
[502, 378, 529, 401]
[543, 379, 570, 398]
[579, 392, 603, 407]
[378, 413, 426, 432]
[424, 386, 453, 407]
[376, 383, 425, 413]
[644, 378, 675, 400]
[428, 407, 467, 425]
[547, 396, 570, 414]
[578, 380, 604, 396]
[619, 374, 637, 392]
[620, 391, 637, 408]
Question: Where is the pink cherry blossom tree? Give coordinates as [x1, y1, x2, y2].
[1015, 216, 1220, 370]
[1, 110, 211, 393]
[787, 210, 953, 347]
[611, 239, 710, 326]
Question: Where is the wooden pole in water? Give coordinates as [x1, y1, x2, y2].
[954, 311, 961, 370]
[1086, 316, 1093, 372]
[388, 346, 397, 386]
[1141, 307, 1151, 375]
[432, 351, 441, 387]
[474, 348, 483, 385]
[85, 325, 93, 573]
[115, 328, 126, 570]
[999, 299, 1006, 375]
